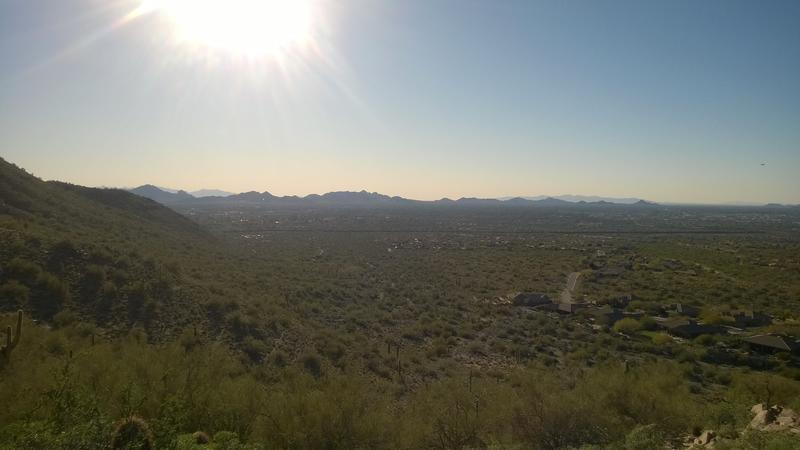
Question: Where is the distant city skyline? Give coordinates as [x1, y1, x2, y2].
[1, 0, 799, 204]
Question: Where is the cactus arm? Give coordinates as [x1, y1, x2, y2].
[1, 310, 22, 361]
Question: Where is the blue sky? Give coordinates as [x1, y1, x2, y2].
[1, 0, 798, 203]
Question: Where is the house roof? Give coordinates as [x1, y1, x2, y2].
[557, 302, 587, 313]
[513, 293, 552, 307]
[725, 310, 754, 318]
[674, 304, 700, 314]
[743, 334, 797, 351]
[588, 305, 622, 316]
[657, 317, 693, 329]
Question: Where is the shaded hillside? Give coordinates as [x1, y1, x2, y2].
[1, 159, 201, 240]
[0, 158, 215, 333]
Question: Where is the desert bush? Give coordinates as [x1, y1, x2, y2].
[715, 430, 800, 450]
[300, 352, 322, 378]
[621, 424, 666, 450]
[82, 265, 106, 297]
[241, 336, 267, 362]
[254, 373, 394, 449]
[97, 281, 119, 312]
[269, 349, 289, 368]
[651, 333, 673, 346]
[30, 272, 68, 318]
[0, 280, 29, 308]
[4, 258, 41, 284]
[695, 334, 717, 346]
[613, 318, 641, 335]
[509, 372, 615, 449]
[48, 240, 79, 268]
[727, 371, 800, 410]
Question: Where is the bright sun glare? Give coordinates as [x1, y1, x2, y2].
[138, 0, 314, 57]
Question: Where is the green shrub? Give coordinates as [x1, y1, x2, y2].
[241, 337, 267, 362]
[651, 333, 673, 345]
[82, 265, 106, 298]
[300, 352, 322, 378]
[695, 334, 717, 346]
[716, 430, 800, 450]
[48, 240, 78, 267]
[52, 310, 78, 328]
[269, 349, 288, 368]
[125, 282, 149, 319]
[213, 431, 242, 449]
[98, 281, 119, 312]
[31, 272, 68, 318]
[622, 424, 666, 450]
[639, 316, 658, 331]
[0, 281, 29, 308]
[5, 258, 41, 285]
[613, 318, 642, 335]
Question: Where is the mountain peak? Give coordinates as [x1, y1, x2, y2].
[129, 185, 194, 203]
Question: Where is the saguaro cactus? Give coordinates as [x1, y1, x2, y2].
[0, 310, 22, 366]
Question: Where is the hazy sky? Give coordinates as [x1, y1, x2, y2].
[1, 0, 798, 203]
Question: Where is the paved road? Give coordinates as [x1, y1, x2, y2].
[560, 272, 582, 304]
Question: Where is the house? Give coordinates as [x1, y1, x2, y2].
[723, 310, 772, 328]
[512, 293, 552, 307]
[742, 335, 799, 354]
[655, 317, 725, 339]
[609, 294, 633, 308]
[588, 306, 624, 326]
[671, 303, 700, 318]
[557, 302, 589, 314]
[593, 267, 626, 279]
[587, 306, 643, 326]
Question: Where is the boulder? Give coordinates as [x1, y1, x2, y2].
[748, 403, 800, 433]
[693, 430, 716, 446]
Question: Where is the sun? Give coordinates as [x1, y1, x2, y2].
[139, 0, 315, 57]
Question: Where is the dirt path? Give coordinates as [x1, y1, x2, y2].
[559, 272, 582, 303]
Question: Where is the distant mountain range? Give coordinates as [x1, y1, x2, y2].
[129, 185, 195, 204]
[136, 186, 235, 198]
[190, 189, 235, 198]
[127, 185, 663, 208]
[498, 195, 645, 204]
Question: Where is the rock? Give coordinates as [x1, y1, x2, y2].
[749, 403, 781, 429]
[748, 403, 800, 433]
[774, 408, 800, 432]
[693, 430, 716, 446]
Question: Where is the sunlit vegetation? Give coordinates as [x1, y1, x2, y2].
[2, 158, 800, 447]
[2, 314, 800, 449]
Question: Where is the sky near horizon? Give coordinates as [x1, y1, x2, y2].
[1, 0, 798, 203]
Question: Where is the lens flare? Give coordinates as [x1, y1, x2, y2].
[140, 0, 315, 57]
